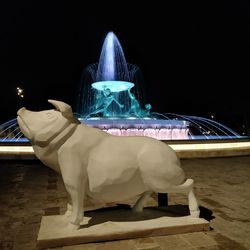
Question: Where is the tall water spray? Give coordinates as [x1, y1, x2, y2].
[96, 32, 130, 82]
[77, 31, 149, 118]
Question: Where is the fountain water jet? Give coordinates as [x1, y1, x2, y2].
[77, 31, 150, 118]
[93, 32, 135, 95]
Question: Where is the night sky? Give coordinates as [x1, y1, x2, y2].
[0, 1, 249, 132]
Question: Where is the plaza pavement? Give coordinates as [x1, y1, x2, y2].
[0, 156, 249, 250]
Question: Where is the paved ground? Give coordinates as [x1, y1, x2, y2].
[0, 156, 250, 250]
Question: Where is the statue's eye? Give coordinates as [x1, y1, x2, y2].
[46, 112, 53, 119]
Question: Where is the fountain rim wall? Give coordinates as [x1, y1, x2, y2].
[1, 137, 250, 159]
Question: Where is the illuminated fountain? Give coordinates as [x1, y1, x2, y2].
[77, 31, 189, 140]
[0, 31, 245, 143]
[77, 32, 151, 118]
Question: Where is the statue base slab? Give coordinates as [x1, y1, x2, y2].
[37, 206, 209, 249]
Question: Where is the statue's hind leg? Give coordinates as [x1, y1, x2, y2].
[180, 179, 200, 218]
[188, 188, 200, 218]
[145, 178, 200, 218]
[132, 191, 152, 212]
[171, 179, 200, 218]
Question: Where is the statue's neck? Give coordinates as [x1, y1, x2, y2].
[32, 123, 78, 172]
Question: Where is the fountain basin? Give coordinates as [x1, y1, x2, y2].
[92, 81, 134, 92]
[82, 118, 189, 140]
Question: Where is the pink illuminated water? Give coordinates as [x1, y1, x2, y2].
[105, 128, 189, 140]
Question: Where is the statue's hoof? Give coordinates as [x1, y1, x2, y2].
[190, 210, 200, 218]
[132, 207, 143, 213]
[66, 222, 80, 231]
[64, 210, 72, 217]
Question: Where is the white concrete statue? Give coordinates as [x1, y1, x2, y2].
[17, 100, 200, 229]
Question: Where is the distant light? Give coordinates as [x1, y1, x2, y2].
[17, 87, 24, 97]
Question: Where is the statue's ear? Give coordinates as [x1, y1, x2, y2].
[48, 99, 80, 124]
[48, 99, 73, 118]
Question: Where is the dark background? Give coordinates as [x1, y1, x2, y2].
[0, 1, 249, 133]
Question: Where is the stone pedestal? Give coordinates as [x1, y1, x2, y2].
[37, 206, 209, 249]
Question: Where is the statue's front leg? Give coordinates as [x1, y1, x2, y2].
[67, 183, 84, 226]
[59, 153, 86, 229]
[61, 176, 85, 229]
[65, 202, 72, 217]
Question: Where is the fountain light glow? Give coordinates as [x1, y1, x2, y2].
[92, 81, 134, 92]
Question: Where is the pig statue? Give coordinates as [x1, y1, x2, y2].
[17, 99, 200, 229]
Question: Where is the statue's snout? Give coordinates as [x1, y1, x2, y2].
[17, 107, 26, 116]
